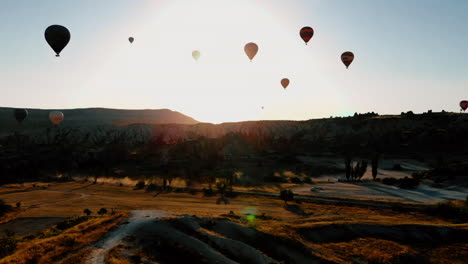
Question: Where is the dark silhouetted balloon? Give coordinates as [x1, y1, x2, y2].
[460, 100, 468, 111]
[14, 109, 28, 124]
[341, 51, 354, 69]
[281, 78, 290, 89]
[49, 111, 64, 126]
[300, 27, 314, 45]
[45, 25, 71, 57]
[244, 42, 258, 61]
[192, 50, 201, 61]
[129, 37, 134, 44]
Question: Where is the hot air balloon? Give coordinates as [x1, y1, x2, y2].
[45, 25, 71, 57]
[49, 111, 64, 126]
[300, 27, 314, 45]
[128, 37, 134, 44]
[192, 50, 201, 61]
[341, 51, 354, 69]
[460, 101, 468, 112]
[281, 78, 290, 89]
[13, 109, 28, 124]
[244, 42, 258, 61]
[261, 106, 264, 110]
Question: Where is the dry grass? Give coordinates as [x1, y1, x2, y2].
[427, 243, 468, 264]
[0, 213, 128, 264]
[319, 238, 415, 264]
[1, 182, 466, 263]
[104, 243, 135, 264]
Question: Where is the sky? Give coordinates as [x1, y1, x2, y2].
[0, 0, 467, 123]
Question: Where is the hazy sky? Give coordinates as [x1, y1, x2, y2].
[1, 0, 467, 123]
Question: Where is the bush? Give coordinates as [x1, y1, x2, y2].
[290, 177, 302, 184]
[426, 201, 468, 223]
[382, 177, 420, 189]
[265, 175, 288, 183]
[83, 209, 92, 216]
[302, 176, 313, 184]
[56, 216, 89, 230]
[60, 237, 76, 247]
[0, 199, 11, 216]
[135, 181, 145, 190]
[146, 183, 159, 192]
[280, 189, 294, 204]
[392, 164, 403, 170]
[382, 177, 398, 186]
[98, 208, 108, 216]
[399, 176, 420, 189]
[0, 230, 17, 258]
[202, 188, 215, 197]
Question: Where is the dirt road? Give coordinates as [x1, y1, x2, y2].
[86, 210, 169, 264]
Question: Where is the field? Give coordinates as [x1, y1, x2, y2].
[0, 180, 467, 263]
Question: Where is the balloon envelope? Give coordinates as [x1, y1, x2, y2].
[49, 111, 64, 126]
[460, 101, 468, 111]
[192, 50, 201, 61]
[300, 27, 314, 44]
[45, 25, 70, 57]
[281, 78, 290, 89]
[244, 42, 258, 61]
[341, 51, 354, 69]
[129, 37, 134, 43]
[14, 109, 28, 124]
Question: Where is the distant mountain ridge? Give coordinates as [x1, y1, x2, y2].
[0, 107, 198, 134]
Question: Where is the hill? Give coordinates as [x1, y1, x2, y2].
[0, 107, 198, 135]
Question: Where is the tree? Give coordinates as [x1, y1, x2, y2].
[135, 181, 145, 190]
[98, 208, 108, 216]
[351, 161, 368, 181]
[280, 189, 294, 205]
[83, 208, 92, 216]
[371, 153, 379, 180]
[345, 156, 352, 181]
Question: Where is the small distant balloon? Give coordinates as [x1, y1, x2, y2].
[244, 42, 258, 61]
[460, 100, 468, 111]
[261, 106, 264, 110]
[45, 25, 71, 57]
[341, 51, 354, 69]
[300, 27, 314, 45]
[49, 111, 64, 126]
[281, 78, 290, 89]
[192, 50, 201, 61]
[14, 109, 28, 124]
[128, 37, 134, 44]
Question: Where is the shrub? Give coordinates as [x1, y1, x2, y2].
[135, 181, 145, 190]
[392, 163, 403, 170]
[280, 189, 294, 204]
[399, 176, 420, 189]
[0, 199, 11, 216]
[98, 208, 108, 216]
[290, 177, 302, 184]
[56, 216, 89, 230]
[146, 183, 158, 192]
[303, 176, 313, 184]
[203, 188, 215, 197]
[426, 201, 468, 223]
[83, 209, 92, 216]
[60, 237, 76, 247]
[382, 177, 398, 186]
[0, 230, 17, 258]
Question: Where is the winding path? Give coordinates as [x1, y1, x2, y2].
[86, 210, 169, 264]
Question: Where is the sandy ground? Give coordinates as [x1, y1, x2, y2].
[86, 210, 169, 264]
